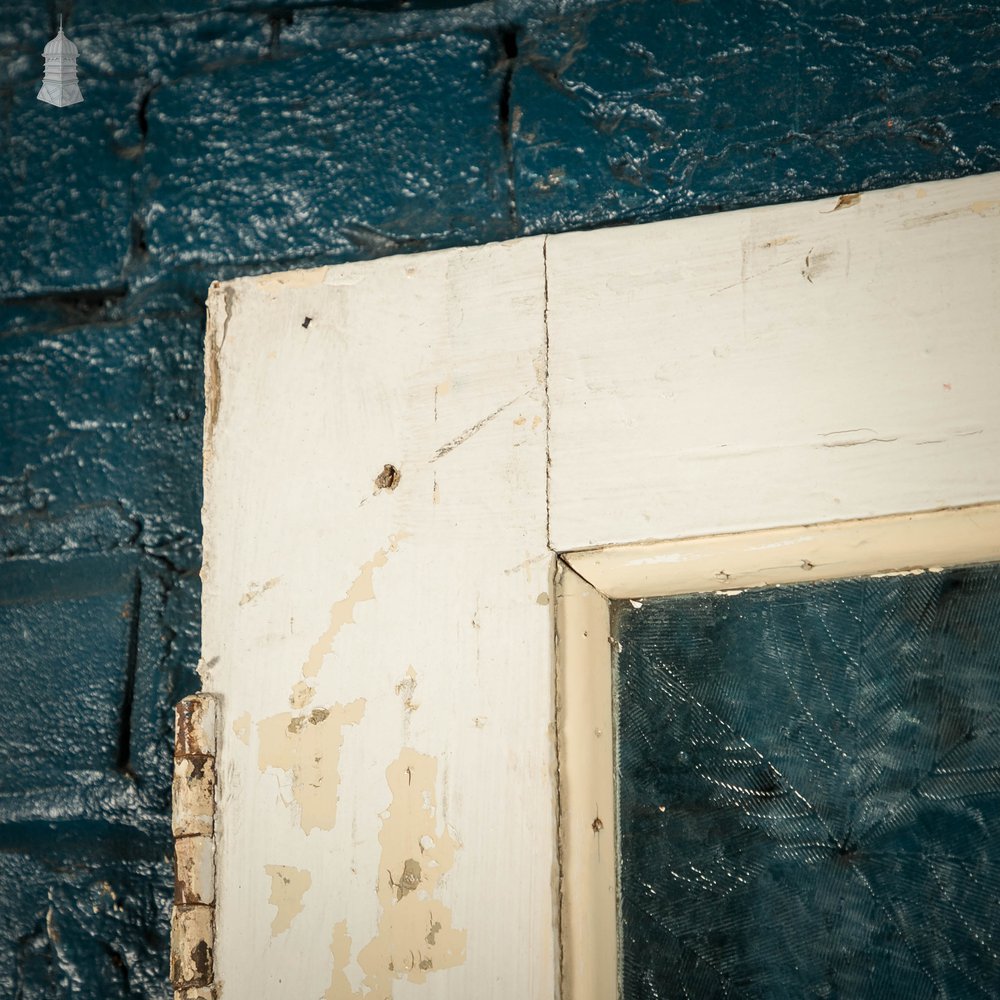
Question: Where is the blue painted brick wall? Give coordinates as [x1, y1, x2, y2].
[0, 1, 995, 995]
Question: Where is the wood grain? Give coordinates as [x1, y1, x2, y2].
[202, 240, 557, 998]
[547, 174, 1000, 551]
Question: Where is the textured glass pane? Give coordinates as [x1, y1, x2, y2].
[614, 564, 1000, 999]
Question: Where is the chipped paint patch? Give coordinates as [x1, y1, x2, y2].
[174, 987, 216, 1000]
[394, 858, 423, 899]
[264, 865, 311, 936]
[256, 267, 329, 288]
[239, 577, 281, 606]
[324, 920, 363, 1000]
[826, 192, 860, 212]
[289, 680, 315, 709]
[232, 712, 251, 746]
[257, 700, 365, 833]
[176, 695, 218, 759]
[204, 284, 233, 452]
[172, 695, 218, 994]
[970, 199, 1000, 217]
[172, 757, 215, 838]
[171, 906, 214, 988]
[356, 750, 466, 992]
[373, 464, 402, 492]
[303, 536, 405, 678]
[394, 666, 419, 712]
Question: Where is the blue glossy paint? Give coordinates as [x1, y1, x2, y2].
[515, 1, 999, 232]
[0, 1, 995, 994]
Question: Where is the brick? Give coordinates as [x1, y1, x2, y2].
[139, 26, 512, 276]
[0, 850, 171, 997]
[0, 552, 198, 833]
[0, 308, 204, 556]
[0, 554, 138, 787]
[0, 69, 141, 296]
[514, 1, 1000, 234]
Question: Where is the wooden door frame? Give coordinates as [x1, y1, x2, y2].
[556, 502, 1000, 1000]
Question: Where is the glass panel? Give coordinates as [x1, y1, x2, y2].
[614, 563, 1000, 999]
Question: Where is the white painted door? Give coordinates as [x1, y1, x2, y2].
[177, 172, 1000, 1000]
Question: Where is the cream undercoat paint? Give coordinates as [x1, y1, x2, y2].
[302, 537, 406, 680]
[201, 173, 999, 999]
[265, 865, 312, 936]
[289, 680, 314, 710]
[554, 563, 616, 1000]
[567, 503, 1000, 600]
[325, 920, 363, 1000]
[231, 712, 251, 746]
[257, 699, 366, 833]
[355, 749, 466, 993]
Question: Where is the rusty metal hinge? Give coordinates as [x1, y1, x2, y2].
[171, 694, 219, 1000]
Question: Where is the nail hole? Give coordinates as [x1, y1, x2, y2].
[374, 464, 401, 492]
